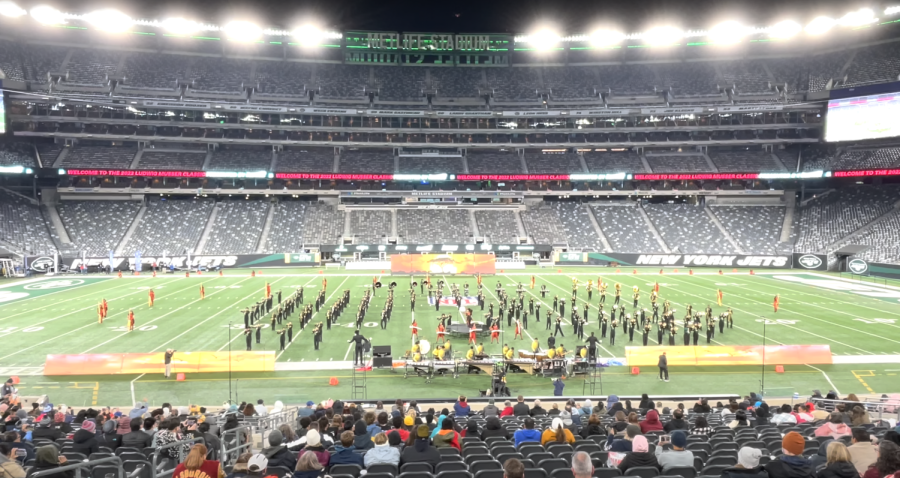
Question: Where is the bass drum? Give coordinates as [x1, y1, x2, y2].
[419, 339, 431, 355]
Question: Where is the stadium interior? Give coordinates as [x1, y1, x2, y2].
[1, 5, 900, 478]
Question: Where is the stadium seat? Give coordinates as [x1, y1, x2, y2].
[551, 469, 575, 478]
[330, 464, 363, 477]
[623, 467, 660, 478]
[435, 463, 466, 473]
[367, 464, 399, 477]
[593, 469, 623, 478]
[663, 466, 697, 478]
[536, 458, 568, 474]
[470, 461, 502, 475]
[525, 470, 549, 478]
[436, 470, 474, 478]
[699, 465, 730, 476]
[405, 463, 436, 474]
[400, 473, 433, 478]
[440, 448, 462, 456]
[495, 453, 525, 465]
[465, 454, 494, 466]
[475, 469, 505, 478]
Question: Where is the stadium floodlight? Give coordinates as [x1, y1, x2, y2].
[643, 26, 682, 45]
[30, 5, 65, 24]
[292, 24, 323, 46]
[84, 9, 132, 32]
[805, 16, 836, 35]
[768, 20, 802, 39]
[161, 17, 203, 34]
[709, 21, 747, 44]
[590, 29, 625, 47]
[223, 20, 261, 41]
[839, 8, 876, 26]
[886, 6, 900, 15]
[529, 28, 561, 50]
[0, 1, 27, 17]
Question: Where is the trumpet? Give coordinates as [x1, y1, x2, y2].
[390, 281, 397, 289]
[411, 281, 418, 287]
[374, 282, 382, 288]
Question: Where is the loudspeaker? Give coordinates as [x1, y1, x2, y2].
[372, 345, 392, 356]
[373, 356, 393, 367]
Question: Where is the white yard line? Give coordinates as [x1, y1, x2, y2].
[0, 277, 142, 318]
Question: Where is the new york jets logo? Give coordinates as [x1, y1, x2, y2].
[798, 255, 822, 269]
[848, 259, 868, 275]
[24, 279, 85, 290]
[30, 257, 55, 272]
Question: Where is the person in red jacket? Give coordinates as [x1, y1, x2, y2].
[500, 401, 515, 417]
[640, 409, 664, 433]
[172, 444, 224, 478]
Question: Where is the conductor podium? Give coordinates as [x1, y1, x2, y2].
[372, 345, 392, 368]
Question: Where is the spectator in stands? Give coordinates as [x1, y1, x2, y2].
[693, 399, 712, 414]
[819, 442, 860, 478]
[793, 405, 813, 423]
[883, 432, 900, 446]
[390, 417, 409, 442]
[432, 417, 460, 451]
[729, 410, 751, 429]
[33, 445, 73, 478]
[849, 428, 878, 475]
[579, 414, 606, 439]
[655, 430, 693, 472]
[531, 400, 547, 416]
[483, 399, 499, 417]
[721, 447, 767, 478]
[560, 410, 578, 436]
[571, 451, 593, 478]
[157, 419, 193, 459]
[400, 425, 441, 468]
[292, 451, 322, 478]
[376, 413, 390, 432]
[664, 409, 689, 432]
[454, 396, 470, 417]
[627, 413, 641, 428]
[639, 394, 653, 410]
[640, 409, 664, 433]
[254, 400, 268, 418]
[97, 420, 121, 450]
[810, 440, 833, 470]
[513, 396, 530, 417]
[608, 411, 628, 434]
[350, 420, 373, 451]
[481, 416, 509, 440]
[173, 444, 223, 478]
[70, 419, 100, 456]
[861, 441, 900, 478]
[32, 416, 63, 441]
[513, 418, 541, 448]
[765, 431, 815, 478]
[609, 425, 641, 452]
[755, 403, 771, 426]
[297, 430, 329, 468]
[329, 431, 362, 467]
[580, 400, 594, 416]
[618, 435, 660, 473]
[815, 413, 853, 440]
[772, 405, 798, 425]
[0, 442, 26, 478]
[365, 432, 401, 468]
[499, 401, 514, 417]
[262, 430, 297, 471]
[298, 401, 315, 418]
[225, 453, 251, 478]
[461, 421, 479, 438]
[391, 399, 405, 416]
[2, 431, 33, 463]
[123, 418, 152, 449]
[505, 457, 526, 478]
[851, 406, 871, 427]
[542, 417, 575, 445]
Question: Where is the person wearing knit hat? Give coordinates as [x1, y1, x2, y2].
[655, 430, 694, 472]
[399, 425, 442, 468]
[298, 430, 330, 468]
[763, 431, 815, 478]
[719, 447, 768, 478]
[618, 435, 660, 473]
[260, 429, 297, 471]
[71, 419, 100, 456]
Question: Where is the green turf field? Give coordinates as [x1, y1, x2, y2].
[2, 267, 899, 408]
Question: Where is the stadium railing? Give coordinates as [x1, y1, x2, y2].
[30, 456, 125, 478]
[221, 426, 253, 468]
[151, 436, 205, 478]
[809, 397, 900, 422]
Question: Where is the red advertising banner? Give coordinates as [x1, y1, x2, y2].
[625, 345, 832, 366]
[390, 254, 496, 275]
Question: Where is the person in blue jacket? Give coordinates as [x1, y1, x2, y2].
[513, 418, 542, 448]
[553, 378, 565, 396]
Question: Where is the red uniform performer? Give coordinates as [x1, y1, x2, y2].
[101, 299, 108, 318]
[469, 325, 478, 345]
[411, 320, 419, 340]
[265, 282, 271, 299]
[773, 295, 779, 312]
[97, 303, 104, 324]
[490, 324, 500, 344]
[148, 289, 155, 307]
[436, 323, 446, 343]
[200, 284, 205, 300]
[514, 320, 523, 340]
[127, 310, 135, 331]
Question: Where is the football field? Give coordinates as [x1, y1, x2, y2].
[2, 267, 900, 408]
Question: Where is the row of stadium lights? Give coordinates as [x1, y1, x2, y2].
[0, 1, 896, 46]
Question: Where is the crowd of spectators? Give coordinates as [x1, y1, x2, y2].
[0, 388, 898, 478]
